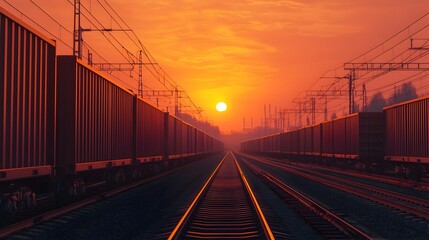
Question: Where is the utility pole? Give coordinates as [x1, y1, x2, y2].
[274, 106, 277, 129]
[362, 83, 367, 112]
[73, 1, 151, 98]
[394, 85, 397, 104]
[174, 87, 179, 116]
[88, 51, 92, 65]
[243, 117, 245, 131]
[348, 70, 355, 114]
[73, 0, 82, 59]
[264, 105, 267, 134]
[324, 96, 328, 121]
[138, 50, 143, 97]
[311, 97, 316, 124]
[344, 61, 429, 112]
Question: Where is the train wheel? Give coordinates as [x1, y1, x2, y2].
[22, 189, 36, 209]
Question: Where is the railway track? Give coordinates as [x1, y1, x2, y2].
[259, 155, 429, 191]
[168, 152, 274, 240]
[239, 156, 372, 240]
[240, 153, 429, 221]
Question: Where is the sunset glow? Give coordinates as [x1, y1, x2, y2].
[2, 0, 429, 133]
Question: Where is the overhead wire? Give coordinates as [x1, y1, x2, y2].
[3, 0, 73, 50]
[309, 14, 429, 125]
[83, 0, 202, 117]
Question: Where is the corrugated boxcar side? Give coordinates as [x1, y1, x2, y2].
[312, 124, 322, 155]
[1, 8, 56, 180]
[345, 114, 359, 157]
[254, 139, 260, 153]
[196, 130, 204, 154]
[203, 134, 209, 153]
[136, 98, 164, 160]
[298, 128, 306, 154]
[321, 121, 333, 155]
[243, 141, 250, 152]
[269, 135, 275, 152]
[259, 137, 265, 152]
[149, 103, 164, 157]
[305, 126, 313, 154]
[270, 135, 276, 152]
[213, 139, 218, 153]
[359, 112, 384, 158]
[262, 136, 270, 152]
[290, 131, 299, 154]
[280, 132, 289, 153]
[333, 117, 346, 156]
[385, 98, 428, 163]
[245, 139, 259, 153]
[205, 135, 212, 153]
[281, 131, 298, 153]
[181, 121, 188, 155]
[187, 124, 196, 155]
[174, 118, 182, 155]
[274, 134, 281, 152]
[262, 136, 268, 152]
[57, 56, 133, 174]
[167, 115, 175, 156]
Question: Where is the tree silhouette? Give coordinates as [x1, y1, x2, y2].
[387, 82, 418, 105]
[367, 92, 387, 112]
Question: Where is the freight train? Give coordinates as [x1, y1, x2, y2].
[0, 8, 224, 214]
[241, 96, 429, 180]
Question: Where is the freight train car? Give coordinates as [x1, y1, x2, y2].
[135, 98, 166, 163]
[317, 113, 384, 168]
[384, 96, 429, 176]
[1, 7, 56, 207]
[196, 130, 205, 155]
[56, 55, 135, 192]
[241, 112, 386, 171]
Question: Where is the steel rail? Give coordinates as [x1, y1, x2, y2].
[241, 153, 429, 220]
[168, 151, 275, 239]
[239, 156, 372, 239]
[231, 152, 275, 240]
[167, 153, 228, 240]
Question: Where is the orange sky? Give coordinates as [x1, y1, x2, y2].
[2, 0, 429, 133]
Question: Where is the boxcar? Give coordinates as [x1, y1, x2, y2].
[56, 56, 134, 175]
[333, 117, 346, 157]
[312, 124, 322, 156]
[135, 97, 165, 163]
[187, 126, 196, 156]
[1, 7, 56, 182]
[298, 128, 306, 154]
[345, 112, 384, 160]
[384, 96, 429, 164]
[196, 130, 205, 154]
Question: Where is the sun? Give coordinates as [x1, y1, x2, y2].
[216, 102, 227, 112]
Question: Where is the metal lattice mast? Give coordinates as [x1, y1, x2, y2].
[73, 0, 82, 59]
[138, 50, 143, 97]
[344, 61, 429, 113]
[348, 70, 355, 114]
